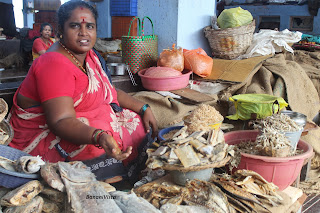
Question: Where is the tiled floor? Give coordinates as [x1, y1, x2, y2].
[302, 194, 320, 213]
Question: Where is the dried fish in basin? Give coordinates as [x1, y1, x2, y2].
[0, 156, 16, 172]
[1, 180, 43, 207]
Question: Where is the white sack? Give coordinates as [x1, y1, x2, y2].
[238, 29, 302, 59]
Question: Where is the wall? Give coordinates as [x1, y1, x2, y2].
[91, 0, 112, 38]
[225, 4, 320, 35]
[138, 0, 215, 55]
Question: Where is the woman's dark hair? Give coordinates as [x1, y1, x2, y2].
[57, 0, 98, 36]
[40, 22, 53, 33]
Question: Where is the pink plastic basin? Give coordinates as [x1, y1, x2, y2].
[138, 69, 192, 91]
[224, 130, 313, 190]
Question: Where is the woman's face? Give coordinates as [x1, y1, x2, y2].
[41, 26, 52, 39]
[62, 7, 97, 55]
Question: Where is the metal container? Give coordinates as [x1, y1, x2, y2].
[280, 110, 307, 128]
[170, 168, 214, 186]
[107, 63, 128, 76]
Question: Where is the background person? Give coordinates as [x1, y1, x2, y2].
[32, 22, 54, 60]
[9, 1, 158, 183]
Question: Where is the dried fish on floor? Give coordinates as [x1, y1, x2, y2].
[184, 179, 231, 213]
[110, 191, 161, 213]
[3, 196, 43, 213]
[40, 163, 65, 192]
[14, 156, 45, 174]
[58, 161, 122, 213]
[1, 180, 43, 207]
[98, 181, 116, 193]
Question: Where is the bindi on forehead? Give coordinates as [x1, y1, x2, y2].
[80, 16, 87, 23]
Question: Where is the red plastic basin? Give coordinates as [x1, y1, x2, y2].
[224, 130, 313, 190]
[138, 69, 192, 91]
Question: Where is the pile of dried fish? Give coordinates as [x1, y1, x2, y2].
[184, 104, 224, 133]
[252, 113, 303, 133]
[211, 169, 283, 213]
[146, 126, 234, 170]
[133, 179, 232, 212]
[134, 169, 284, 213]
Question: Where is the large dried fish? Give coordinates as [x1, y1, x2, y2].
[1, 180, 43, 207]
[110, 191, 161, 213]
[160, 203, 212, 213]
[58, 161, 122, 213]
[14, 156, 45, 174]
[40, 163, 65, 192]
[3, 196, 43, 213]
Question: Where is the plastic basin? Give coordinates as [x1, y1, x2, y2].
[158, 126, 184, 141]
[224, 130, 313, 191]
[138, 69, 192, 91]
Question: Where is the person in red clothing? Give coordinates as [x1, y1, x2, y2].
[32, 23, 54, 60]
[9, 1, 158, 184]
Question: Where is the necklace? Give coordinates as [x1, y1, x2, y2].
[59, 41, 87, 75]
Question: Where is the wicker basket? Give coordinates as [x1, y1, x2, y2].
[0, 145, 40, 188]
[204, 20, 256, 60]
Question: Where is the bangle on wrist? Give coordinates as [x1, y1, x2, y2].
[91, 129, 104, 149]
[139, 104, 150, 117]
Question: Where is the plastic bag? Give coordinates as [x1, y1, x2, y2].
[157, 44, 184, 71]
[238, 29, 302, 59]
[226, 94, 288, 120]
[183, 48, 213, 78]
[217, 7, 253, 29]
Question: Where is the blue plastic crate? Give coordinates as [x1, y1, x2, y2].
[110, 0, 137, 16]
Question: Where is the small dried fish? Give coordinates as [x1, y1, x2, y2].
[0, 157, 15, 172]
[14, 156, 45, 174]
[1, 180, 43, 207]
[40, 187, 65, 203]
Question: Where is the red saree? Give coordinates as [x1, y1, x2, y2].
[9, 50, 147, 165]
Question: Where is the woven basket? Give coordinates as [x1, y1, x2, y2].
[0, 145, 40, 188]
[204, 20, 256, 60]
[0, 98, 8, 123]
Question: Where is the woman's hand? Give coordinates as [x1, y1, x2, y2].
[98, 133, 132, 161]
[142, 107, 158, 139]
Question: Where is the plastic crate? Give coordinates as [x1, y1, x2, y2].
[110, 0, 137, 16]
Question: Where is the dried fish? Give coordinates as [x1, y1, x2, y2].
[1, 180, 43, 207]
[58, 161, 122, 213]
[14, 156, 45, 174]
[40, 163, 65, 192]
[0, 157, 15, 172]
[3, 196, 43, 213]
[110, 191, 161, 213]
[184, 179, 230, 213]
[40, 187, 65, 203]
[174, 145, 200, 168]
[41, 197, 60, 213]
